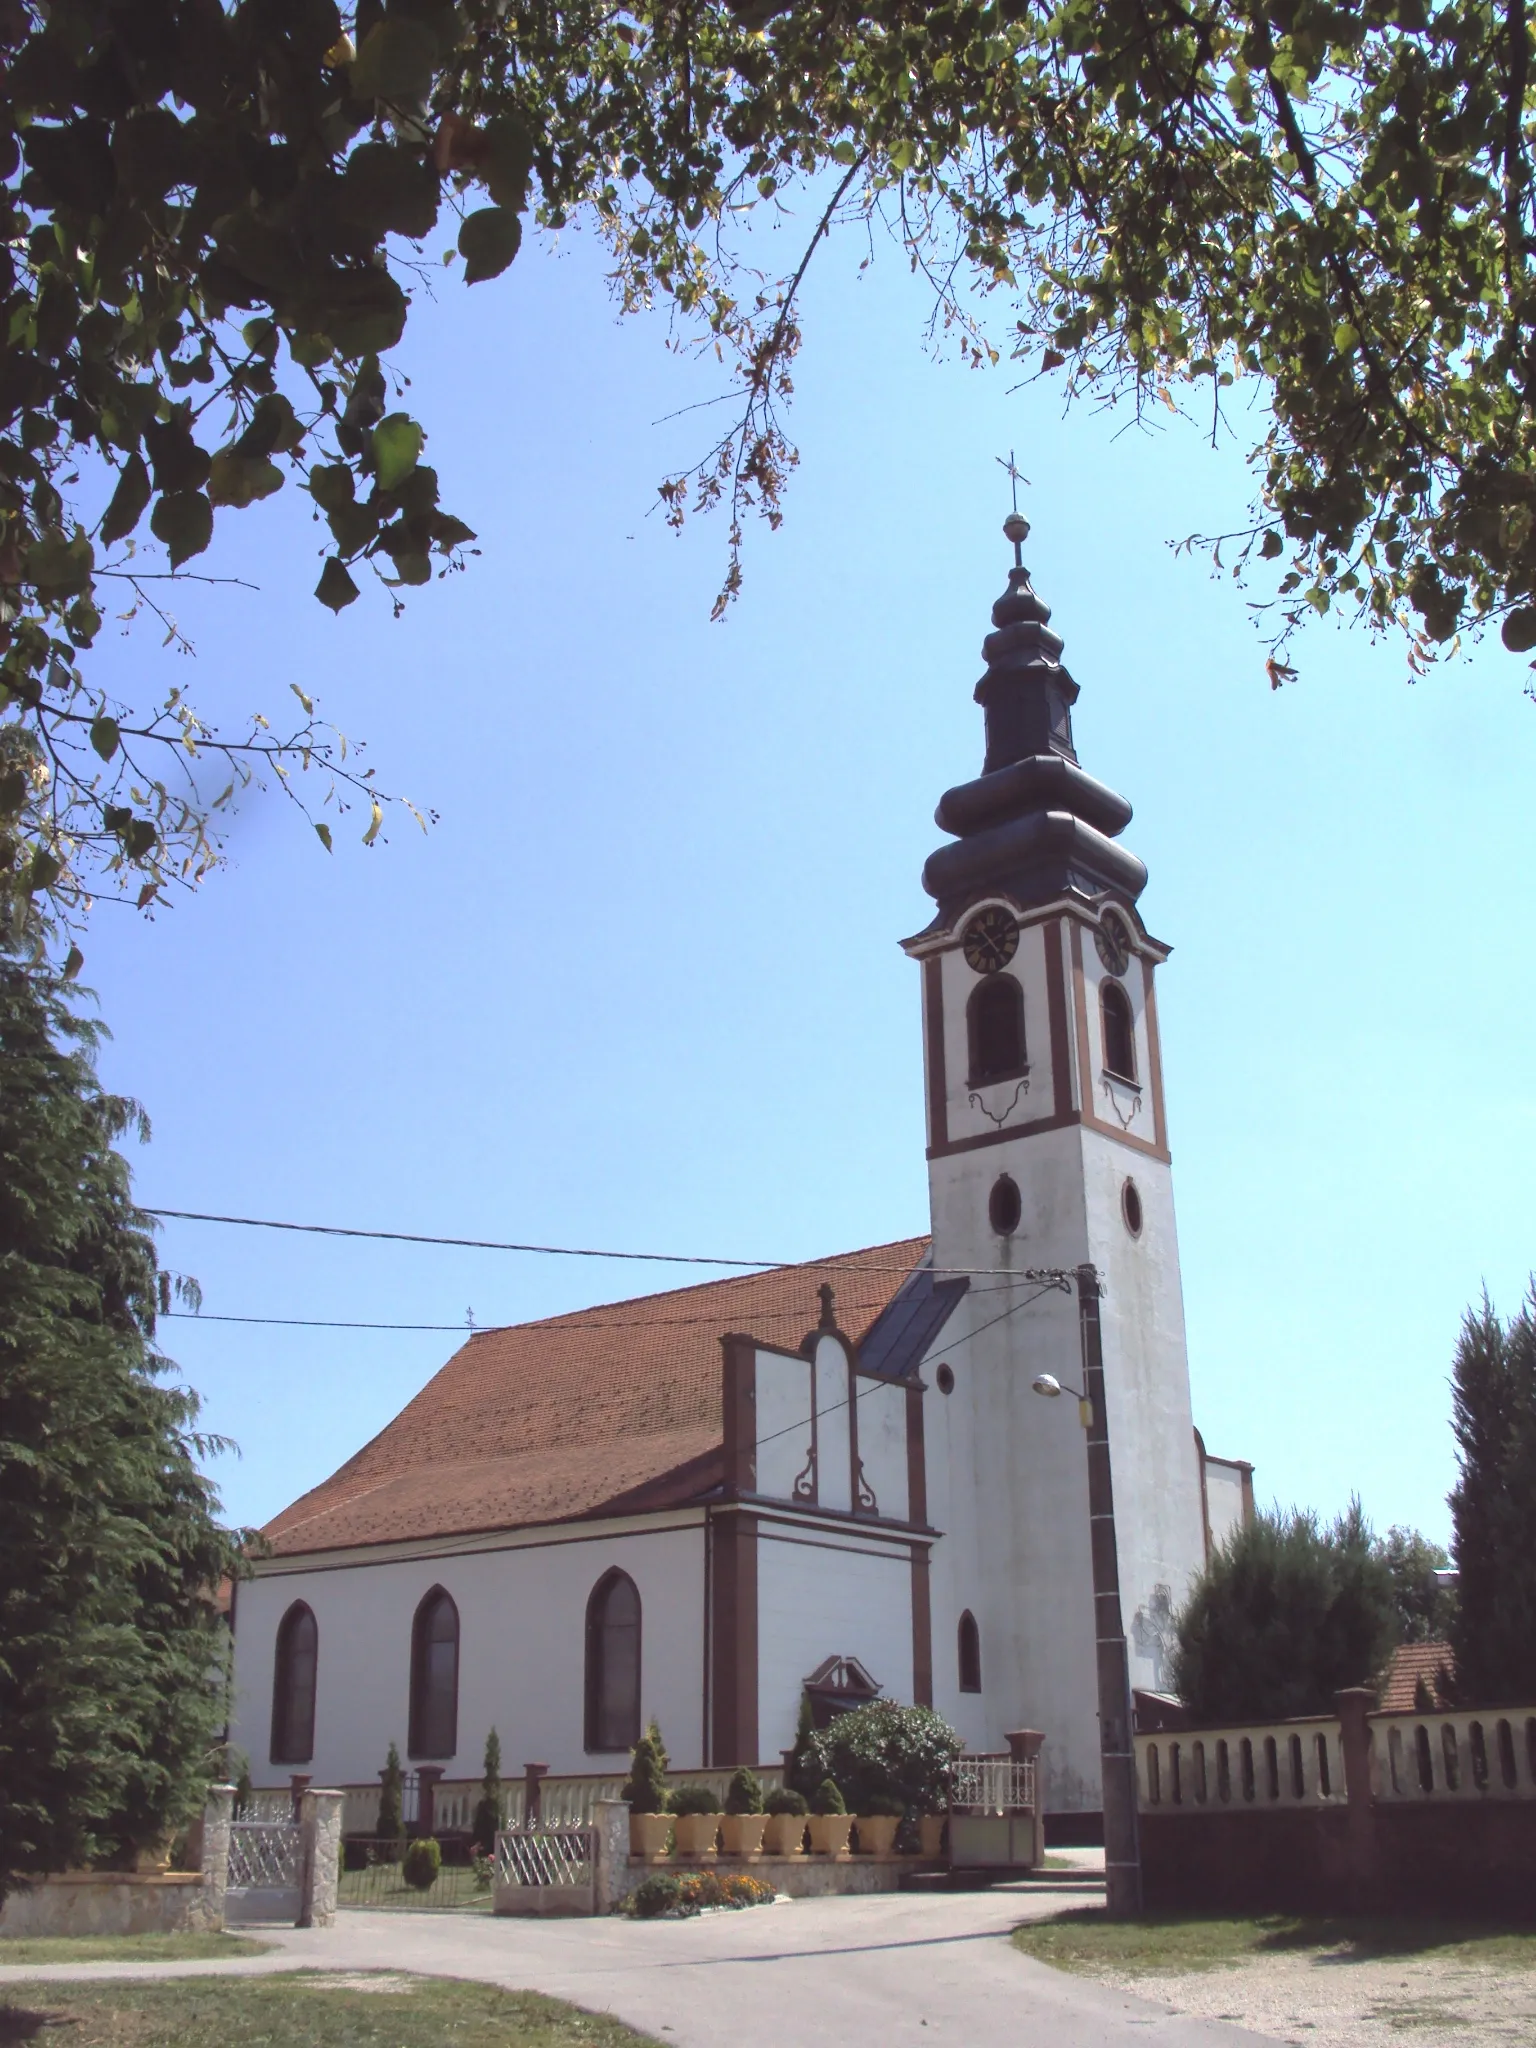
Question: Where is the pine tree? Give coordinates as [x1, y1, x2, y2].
[1448, 1292, 1536, 1704]
[1170, 1502, 1398, 1721]
[0, 958, 245, 1898]
[472, 1728, 504, 1853]
[377, 1742, 405, 1842]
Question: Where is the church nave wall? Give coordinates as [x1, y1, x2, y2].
[753, 1527, 916, 1762]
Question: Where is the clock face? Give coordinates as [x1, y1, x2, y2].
[1094, 911, 1132, 976]
[962, 905, 1019, 975]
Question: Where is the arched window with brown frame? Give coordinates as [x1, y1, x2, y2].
[958, 1610, 982, 1694]
[270, 1601, 318, 1764]
[1100, 979, 1137, 1082]
[967, 975, 1026, 1087]
[408, 1586, 459, 1759]
[585, 1568, 641, 1754]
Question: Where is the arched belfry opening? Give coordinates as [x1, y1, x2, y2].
[967, 975, 1026, 1086]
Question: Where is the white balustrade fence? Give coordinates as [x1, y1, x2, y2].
[1137, 1718, 1348, 1812]
[339, 1764, 784, 1838]
[951, 1757, 1037, 1815]
[1374, 1707, 1536, 1801]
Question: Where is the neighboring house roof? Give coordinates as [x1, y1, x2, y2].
[1379, 1639, 1455, 1713]
[262, 1237, 935, 1560]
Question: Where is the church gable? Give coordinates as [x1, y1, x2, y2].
[261, 1238, 930, 1558]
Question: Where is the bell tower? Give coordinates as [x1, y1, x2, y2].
[904, 514, 1205, 1820]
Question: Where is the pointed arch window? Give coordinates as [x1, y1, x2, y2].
[958, 1610, 982, 1694]
[270, 1602, 318, 1764]
[967, 975, 1026, 1087]
[585, 1569, 641, 1753]
[1100, 979, 1137, 1082]
[409, 1587, 459, 1759]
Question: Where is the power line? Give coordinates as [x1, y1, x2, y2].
[145, 1207, 1072, 1283]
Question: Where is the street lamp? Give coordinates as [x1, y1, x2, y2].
[1030, 1264, 1143, 1919]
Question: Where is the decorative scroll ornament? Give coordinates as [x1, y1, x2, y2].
[854, 1458, 878, 1514]
[968, 1074, 1030, 1128]
[1100, 1071, 1142, 1130]
[792, 1445, 817, 1503]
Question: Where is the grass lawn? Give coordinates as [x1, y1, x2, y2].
[0, 1933, 267, 1967]
[1012, 1907, 1536, 1975]
[0, 1973, 662, 2045]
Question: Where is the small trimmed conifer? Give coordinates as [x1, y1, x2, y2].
[472, 1728, 504, 1854]
[377, 1743, 404, 1842]
[623, 1720, 670, 1814]
[725, 1767, 764, 1815]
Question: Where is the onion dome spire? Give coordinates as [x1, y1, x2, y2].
[921, 515, 1147, 924]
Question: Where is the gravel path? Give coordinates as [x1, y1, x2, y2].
[1096, 1950, 1536, 2047]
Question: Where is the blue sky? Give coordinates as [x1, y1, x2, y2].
[76, 205, 1536, 1551]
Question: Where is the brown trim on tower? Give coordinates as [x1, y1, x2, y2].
[1069, 918, 1094, 1100]
[1141, 955, 1169, 1154]
[922, 955, 949, 1150]
[910, 1551, 933, 1708]
[710, 1509, 759, 1765]
[1044, 916, 1075, 1118]
[905, 1380, 928, 1528]
[1075, 1112, 1172, 1164]
[927, 1106, 1081, 1160]
[720, 1335, 757, 1495]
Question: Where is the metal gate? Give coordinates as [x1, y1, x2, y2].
[226, 1817, 302, 1924]
[949, 1756, 1042, 1870]
[493, 1825, 595, 1915]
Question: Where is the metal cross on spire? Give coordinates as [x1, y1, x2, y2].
[995, 449, 1032, 566]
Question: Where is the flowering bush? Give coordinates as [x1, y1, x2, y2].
[629, 1870, 776, 1918]
[808, 1702, 962, 1814]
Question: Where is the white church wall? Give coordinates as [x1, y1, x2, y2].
[920, 1353, 993, 1755]
[754, 1344, 813, 1502]
[855, 1377, 908, 1522]
[813, 1334, 853, 1512]
[230, 1514, 706, 1791]
[755, 1524, 915, 1761]
[1202, 1455, 1251, 1555]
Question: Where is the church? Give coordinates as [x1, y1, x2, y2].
[228, 518, 1252, 1833]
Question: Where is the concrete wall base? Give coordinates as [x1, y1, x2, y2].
[495, 1882, 597, 1916]
[0, 1874, 217, 1940]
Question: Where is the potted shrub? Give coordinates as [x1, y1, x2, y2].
[918, 1812, 946, 1860]
[806, 1778, 853, 1858]
[854, 1792, 904, 1858]
[762, 1787, 808, 1856]
[623, 1721, 674, 1861]
[720, 1768, 768, 1858]
[668, 1783, 723, 1859]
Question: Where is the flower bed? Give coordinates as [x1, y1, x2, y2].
[626, 1870, 777, 1919]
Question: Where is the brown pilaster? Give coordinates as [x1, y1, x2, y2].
[710, 1509, 759, 1765]
[922, 954, 949, 1149]
[1141, 955, 1169, 1153]
[1045, 917, 1075, 1118]
[905, 1379, 928, 1528]
[910, 1546, 934, 1708]
[720, 1335, 757, 1495]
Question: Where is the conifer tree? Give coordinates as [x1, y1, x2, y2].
[1448, 1293, 1536, 1704]
[472, 1728, 504, 1854]
[377, 1743, 405, 1842]
[0, 957, 244, 1898]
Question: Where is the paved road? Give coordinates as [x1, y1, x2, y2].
[0, 1880, 1288, 2048]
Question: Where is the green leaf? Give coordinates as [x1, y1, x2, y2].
[237, 393, 302, 457]
[350, 17, 438, 102]
[372, 413, 424, 490]
[311, 270, 409, 358]
[25, 530, 94, 594]
[482, 115, 535, 211]
[1501, 606, 1536, 653]
[1260, 530, 1283, 559]
[150, 491, 213, 567]
[309, 463, 356, 513]
[458, 207, 522, 284]
[208, 451, 284, 508]
[62, 943, 83, 980]
[315, 557, 360, 611]
[340, 142, 441, 240]
[314, 821, 334, 852]
[89, 714, 119, 761]
[101, 454, 151, 547]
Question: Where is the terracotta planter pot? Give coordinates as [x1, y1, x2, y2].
[918, 1813, 946, 1861]
[720, 1813, 769, 1858]
[807, 1814, 854, 1858]
[855, 1815, 900, 1857]
[629, 1811, 673, 1861]
[762, 1812, 807, 1856]
[671, 1812, 723, 1859]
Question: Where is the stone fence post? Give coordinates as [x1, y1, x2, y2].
[1005, 1731, 1047, 1869]
[1335, 1688, 1380, 1909]
[298, 1789, 345, 1929]
[591, 1799, 629, 1915]
[196, 1784, 235, 1929]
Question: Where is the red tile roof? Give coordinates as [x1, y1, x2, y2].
[262, 1239, 930, 1558]
[1379, 1640, 1454, 1713]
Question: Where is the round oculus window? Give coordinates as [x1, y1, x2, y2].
[989, 1173, 1022, 1236]
[1121, 1178, 1143, 1237]
[936, 1363, 955, 1396]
